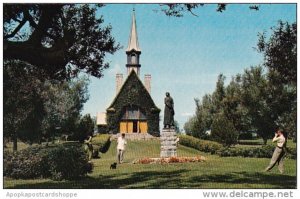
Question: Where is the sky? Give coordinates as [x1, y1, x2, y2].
[81, 4, 296, 131]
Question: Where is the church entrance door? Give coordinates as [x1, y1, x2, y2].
[133, 121, 138, 133]
[119, 121, 148, 133]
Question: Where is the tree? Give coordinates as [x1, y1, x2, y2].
[3, 4, 120, 80]
[41, 77, 90, 142]
[3, 60, 90, 150]
[186, 76, 225, 139]
[184, 116, 196, 136]
[183, 96, 213, 139]
[3, 60, 46, 151]
[222, 75, 250, 133]
[240, 66, 275, 144]
[198, 94, 215, 132]
[212, 74, 226, 110]
[73, 114, 95, 142]
[184, 20, 296, 144]
[211, 112, 238, 147]
[173, 120, 181, 134]
[257, 21, 297, 141]
[258, 21, 296, 86]
[157, 4, 260, 17]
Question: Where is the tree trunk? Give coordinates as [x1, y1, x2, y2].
[263, 138, 267, 145]
[12, 133, 18, 152]
[52, 133, 55, 144]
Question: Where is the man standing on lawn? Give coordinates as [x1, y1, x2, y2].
[117, 133, 127, 164]
[264, 128, 287, 173]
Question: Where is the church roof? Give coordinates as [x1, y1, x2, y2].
[107, 70, 157, 109]
[126, 9, 141, 52]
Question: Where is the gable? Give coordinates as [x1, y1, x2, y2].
[107, 70, 158, 110]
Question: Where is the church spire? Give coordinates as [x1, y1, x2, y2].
[126, 9, 141, 52]
[126, 9, 141, 76]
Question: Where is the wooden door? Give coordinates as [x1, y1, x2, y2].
[139, 122, 148, 133]
[120, 121, 133, 133]
[127, 122, 133, 133]
[120, 122, 127, 133]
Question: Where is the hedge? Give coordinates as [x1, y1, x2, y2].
[218, 145, 296, 159]
[179, 135, 222, 154]
[179, 135, 296, 159]
[218, 145, 274, 158]
[4, 143, 93, 180]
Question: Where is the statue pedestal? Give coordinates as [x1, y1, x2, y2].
[160, 128, 177, 157]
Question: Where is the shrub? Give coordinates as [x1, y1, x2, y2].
[218, 144, 296, 159]
[179, 135, 296, 160]
[47, 144, 89, 180]
[3, 147, 49, 179]
[211, 113, 238, 147]
[179, 135, 222, 154]
[286, 147, 297, 159]
[4, 143, 92, 180]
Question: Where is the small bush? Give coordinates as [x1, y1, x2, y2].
[4, 143, 92, 180]
[179, 135, 222, 154]
[47, 144, 89, 180]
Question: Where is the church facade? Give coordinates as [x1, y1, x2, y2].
[105, 10, 160, 136]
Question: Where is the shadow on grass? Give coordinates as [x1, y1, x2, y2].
[5, 170, 296, 189]
[189, 172, 296, 189]
[5, 169, 188, 189]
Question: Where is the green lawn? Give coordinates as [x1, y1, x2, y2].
[4, 140, 297, 189]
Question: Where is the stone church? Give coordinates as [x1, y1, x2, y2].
[99, 10, 160, 136]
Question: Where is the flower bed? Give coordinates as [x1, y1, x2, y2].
[133, 156, 206, 164]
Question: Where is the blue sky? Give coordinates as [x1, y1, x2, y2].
[82, 4, 296, 131]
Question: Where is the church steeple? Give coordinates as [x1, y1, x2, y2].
[126, 8, 141, 52]
[126, 9, 141, 76]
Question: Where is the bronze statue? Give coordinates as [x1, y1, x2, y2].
[164, 92, 175, 128]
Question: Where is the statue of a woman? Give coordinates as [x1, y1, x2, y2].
[164, 92, 175, 128]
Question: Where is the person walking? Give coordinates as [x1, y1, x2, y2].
[117, 133, 127, 164]
[264, 129, 287, 173]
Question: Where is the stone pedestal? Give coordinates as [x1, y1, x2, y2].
[160, 128, 177, 157]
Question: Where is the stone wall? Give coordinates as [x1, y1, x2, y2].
[111, 133, 158, 140]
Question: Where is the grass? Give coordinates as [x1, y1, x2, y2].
[4, 140, 297, 189]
